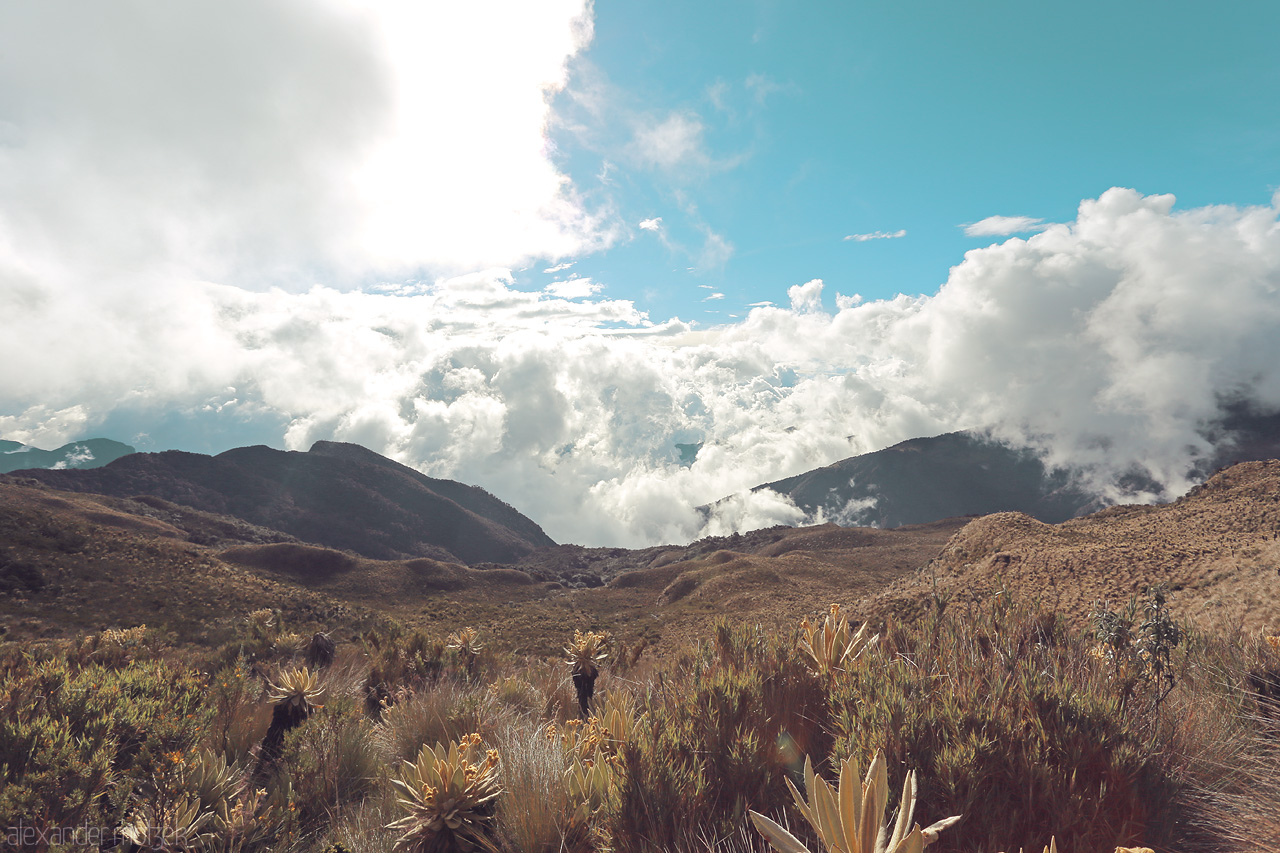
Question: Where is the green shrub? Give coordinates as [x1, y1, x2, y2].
[607, 619, 830, 850]
[363, 629, 448, 712]
[830, 603, 1173, 852]
[284, 695, 383, 830]
[0, 652, 211, 829]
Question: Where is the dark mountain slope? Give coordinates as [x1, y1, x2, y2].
[752, 431, 1093, 528]
[306, 441, 551, 549]
[752, 409, 1280, 531]
[17, 442, 554, 564]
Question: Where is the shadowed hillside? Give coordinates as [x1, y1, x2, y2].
[748, 431, 1094, 527]
[8, 448, 1280, 651]
[16, 441, 554, 564]
[748, 413, 1280, 531]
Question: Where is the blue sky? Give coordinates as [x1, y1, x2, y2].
[525, 1, 1280, 319]
[3, 1, 1280, 545]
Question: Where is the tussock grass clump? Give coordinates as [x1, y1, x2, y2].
[284, 694, 383, 829]
[377, 681, 507, 764]
[492, 721, 579, 853]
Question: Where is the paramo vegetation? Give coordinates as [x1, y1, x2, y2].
[2, 595, 1279, 853]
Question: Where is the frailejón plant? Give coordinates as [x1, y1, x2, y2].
[798, 604, 879, 678]
[447, 626, 484, 678]
[749, 750, 960, 853]
[565, 629, 610, 717]
[387, 733, 503, 853]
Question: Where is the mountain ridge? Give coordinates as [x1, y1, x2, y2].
[14, 442, 554, 564]
[743, 415, 1280, 529]
[0, 438, 135, 474]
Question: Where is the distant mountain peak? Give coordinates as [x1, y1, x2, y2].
[0, 438, 135, 474]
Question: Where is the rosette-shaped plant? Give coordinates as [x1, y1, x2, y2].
[258, 666, 325, 768]
[564, 629, 610, 717]
[388, 733, 503, 853]
[267, 666, 325, 714]
[182, 748, 242, 812]
[798, 604, 879, 678]
[447, 627, 484, 678]
[750, 750, 960, 853]
[119, 794, 213, 852]
[552, 689, 639, 832]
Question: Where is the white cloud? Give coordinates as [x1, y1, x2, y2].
[703, 292, 725, 301]
[629, 111, 709, 170]
[5, 188, 1280, 548]
[638, 217, 663, 232]
[544, 262, 576, 274]
[962, 215, 1049, 237]
[843, 229, 906, 242]
[544, 277, 602, 299]
[0, 0, 610, 287]
[788, 279, 826, 313]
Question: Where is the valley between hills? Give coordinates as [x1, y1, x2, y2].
[3, 438, 1278, 651]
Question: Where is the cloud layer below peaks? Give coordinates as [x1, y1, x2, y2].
[5, 189, 1280, 546]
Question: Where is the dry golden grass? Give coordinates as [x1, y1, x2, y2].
[8, 460, 1280, 662]
[867, 460, 1280, 633]
[0, 480, 357, 645]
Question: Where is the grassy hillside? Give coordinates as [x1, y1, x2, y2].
[4, 464, 1280, 850]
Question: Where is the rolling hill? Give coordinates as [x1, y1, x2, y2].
[15, 441, 554, 564]
[867, 459, 1280, 635]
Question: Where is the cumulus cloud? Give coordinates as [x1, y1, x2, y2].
[844, 229, 907, 242]
[638, 218, 664, 232]
[788, 279, 826, 313]
[5, 188, 1280, 547]
[0, 0, 609, 287]
[962, 215, 1049, 237]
